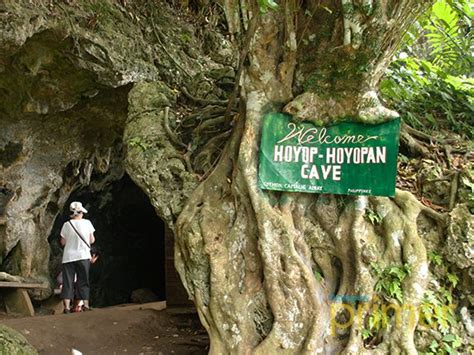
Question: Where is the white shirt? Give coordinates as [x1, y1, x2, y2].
[60, 219, 95, 263]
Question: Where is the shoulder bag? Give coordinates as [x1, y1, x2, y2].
[68, 221, 91, 249]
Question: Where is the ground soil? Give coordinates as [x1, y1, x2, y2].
[1, 303, 209, 354]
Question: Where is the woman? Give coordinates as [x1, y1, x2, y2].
[60, 201, 95, 313]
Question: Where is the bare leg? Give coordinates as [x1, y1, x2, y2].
[63, 299, 71, 311]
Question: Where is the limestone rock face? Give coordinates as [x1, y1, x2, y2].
[0, 1, 158, 295]
[0, 88, 128, 292]
[124, 82, 198, 228]
[446, 204, 473, 274]
[0, 0, 232, 300]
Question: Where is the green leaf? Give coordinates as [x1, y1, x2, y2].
[365, 208, 382, 225]
[314, 271, 323, 282]
[393, 288, 403, 303]
[428, 251, 443, 266]
[381, 0, 473, 137]
[128, 137, 150, 152]
[443, 334, 456, 342]
[447, 273, 459, 287]
[258, 0, 279, 12]
[429, 340, 439, 351]
[452, 335, 462, 348]
[361, 328, 372, 340]
[444, 343, 454, 354]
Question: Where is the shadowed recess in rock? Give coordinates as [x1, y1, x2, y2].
[48, 174, 166, 307]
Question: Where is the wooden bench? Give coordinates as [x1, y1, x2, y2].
[0, 281, 48, 317]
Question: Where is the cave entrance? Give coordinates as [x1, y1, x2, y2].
[48, 173, 189, 308]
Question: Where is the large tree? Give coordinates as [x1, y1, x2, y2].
[126, 0, 446, 354]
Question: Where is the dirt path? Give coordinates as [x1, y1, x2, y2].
[1, 304, 209, 354]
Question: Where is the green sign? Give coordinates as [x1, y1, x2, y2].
[258, 113, 401, 197]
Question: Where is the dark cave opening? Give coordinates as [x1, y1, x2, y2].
[49, 174, 166, 308]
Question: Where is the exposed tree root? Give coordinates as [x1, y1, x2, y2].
[449, 171, 460, 211]
[402, 123, 441, 144]
[400, 127, 431, 158]
[172, 1, 440, 354]
[163, 106, 188, 150]
[181, 86, 229, 106]
[176, 98, 440, 353]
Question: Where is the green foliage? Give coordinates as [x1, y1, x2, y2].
[425, 0, 473, 75]
[446, 272, 459, 288]
[372, 263, 412, 303]
[423, 334, 462, 355]
[418, 291, 463, 354]
[381, 57, 473, 137]
[257, 0, 278, 12]
[419, 247, 464, 353]
[428, 251, 443, 266]
[364, 260, 460, 349]
[128, 137, 149, 152]
[420, 289, 456, 335]
[366, 306, 391, 334]
[420, 298, 461, 354]
[365, 207, 383, 225]
[399, 0, 472, 75]
[381, 0, 473, 138]
[361, 328, 372, 340]
[180, 31, 192, 43]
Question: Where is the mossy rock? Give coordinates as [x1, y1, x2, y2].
[0, 325, 37, 354]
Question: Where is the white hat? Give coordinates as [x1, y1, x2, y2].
[70, 201, 88, 213]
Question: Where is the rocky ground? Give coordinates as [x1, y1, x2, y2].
[1, 304, 209, 354]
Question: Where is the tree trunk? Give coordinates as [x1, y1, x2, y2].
[175, 1, 437, 354]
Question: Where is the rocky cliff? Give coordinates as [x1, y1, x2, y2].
[0, 0, 233, 297]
